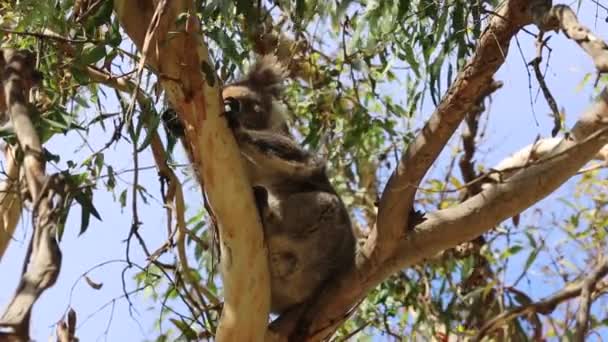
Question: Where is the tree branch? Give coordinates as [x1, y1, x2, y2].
[574, 257, 608, 342]
[474, 259, 608, 341]
[280, 86, 608, 341]
[529, 33, 562, 137]
[536, 5, 608, 73]
[374, 0, 532, 255]
[113, 1, 271, 340]
[0, 49, 63, 340]
[394, 87, 608, 267]
[273, 2, 535, 339]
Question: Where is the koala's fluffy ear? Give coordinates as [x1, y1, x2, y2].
[245, 55, 288, 97]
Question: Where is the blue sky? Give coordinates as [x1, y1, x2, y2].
[1, 2, 608, 341]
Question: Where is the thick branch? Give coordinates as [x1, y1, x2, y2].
[537, 5, 608, 72]
[0, 50, 44, 198]
[114, 1, 271, 341]
[374, 1, 532, 254]
[394, 88, 608, 269]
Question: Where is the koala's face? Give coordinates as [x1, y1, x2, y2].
[222, 84, 275, 130]
[220, 55, 289, 134]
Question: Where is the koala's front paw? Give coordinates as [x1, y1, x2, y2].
[161, 108, 185, 138]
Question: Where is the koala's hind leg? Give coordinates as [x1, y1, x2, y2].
[252, 186, 301, 281]
[265, 191, 356, 313]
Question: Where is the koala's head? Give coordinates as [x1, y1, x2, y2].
[222, 55, 289, 133]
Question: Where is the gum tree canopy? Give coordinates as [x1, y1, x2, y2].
[1, 0, 608, 341]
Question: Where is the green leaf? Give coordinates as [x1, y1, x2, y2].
[401, 43, 420, 78]
[398, 0, 411, 20]
[137, 110, 162, 152]
[74, 190, 102, 235]
[56, 197, 74, 242]
[94, 153, 105, 176]
[70, 66, 91, 84]
[80, 43, 107, 65]
[87, 0, 114, 27]
[501, 245, 523, 259]
[169, 319, 197, 340]
[41, 117, 69, 131]
[522, 248, 540, 274]
[106, 166, 116, 190]
[295, 0, 306, 23]
[107, 21, 122, 47]
[236, 0, 254, 21]
[119, 189, 127, 208]
[77, 189, 101, 217]
[166, 286, 179, 299]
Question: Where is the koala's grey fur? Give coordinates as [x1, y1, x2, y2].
[222, 55, 356, 314]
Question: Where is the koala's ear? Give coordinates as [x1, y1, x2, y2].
[246, 54, 288, 97]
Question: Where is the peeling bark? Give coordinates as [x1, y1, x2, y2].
[0, 144, 23, 261]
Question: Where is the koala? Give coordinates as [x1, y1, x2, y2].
[222, 56, 356, 314]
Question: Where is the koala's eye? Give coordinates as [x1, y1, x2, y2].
[224, 97, 241, 114]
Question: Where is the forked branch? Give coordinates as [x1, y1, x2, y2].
[284, 2, 608, 340]
[536, 5, 608, 73]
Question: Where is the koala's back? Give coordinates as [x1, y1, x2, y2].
[264, 190, 356, 313]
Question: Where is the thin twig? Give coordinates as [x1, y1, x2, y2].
[0, 28, 96, 44]
[529, 32, 562, 137]
[574, 257, 608, 342]
[475, 264, 608, 341]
